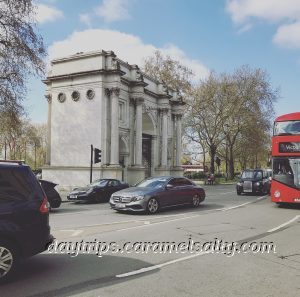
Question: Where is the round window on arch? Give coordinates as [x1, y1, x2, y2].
[57, 92, 66, 103]
[71, 90, 80, 102]
[86, 89, 95, 100]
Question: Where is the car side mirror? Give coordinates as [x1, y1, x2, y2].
[166, 184, 174, 190]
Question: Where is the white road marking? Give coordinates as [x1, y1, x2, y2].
[54, 198, 266, 235]
[222, 196, 266, 211]
[115, 214, 201, 232]
[267, 215, 300, 233]
[59, 229, 84, 237]
[52, 208, 227, 231]
[116, 251, 210, 278]
[115, 198, 266, 233]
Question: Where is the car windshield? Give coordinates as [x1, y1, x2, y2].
[273, 157, 300, 189]
[136, 177, 169, 188]
[241, 170, 262, 179]
[274, 120, 300, 135]
[89, 179, 108, 187]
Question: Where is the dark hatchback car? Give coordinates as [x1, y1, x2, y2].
[236, 169, 271, 195]
[0, 161, 53, 283]
[67, 179, 129, 203]
[110, 176, 206, 214]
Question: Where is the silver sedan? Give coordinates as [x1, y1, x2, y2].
[109, 176, 205, 214]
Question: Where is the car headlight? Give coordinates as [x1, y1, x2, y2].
[132, 195, 144, 202]
[255, 182, 261, 186]
[237, 182, 242, 186]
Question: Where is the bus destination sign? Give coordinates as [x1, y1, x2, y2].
[279, 142, 300, 153]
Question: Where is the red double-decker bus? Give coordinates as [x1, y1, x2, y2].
[271, 112, 300, 205]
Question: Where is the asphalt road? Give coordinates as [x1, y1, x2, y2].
[1, 185, 300, 297]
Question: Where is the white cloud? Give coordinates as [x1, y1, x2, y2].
[79, 13, 92, 28]
[237, 23, 253, 34]
[226, 0, 300, 24]
[35, 3, 64, 24]
[226, 0, 300, 49]
[96, 0, 130, 23]
[48, 29, 209, 80]
[273, 22, 300, 49]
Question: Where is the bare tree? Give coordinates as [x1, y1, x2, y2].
[221, 66, 277, 178]
[143, 50, 194, 95]
[185, 73, 227, 174]
[0, 0, 46, 113]
[186, 66, 278, 177]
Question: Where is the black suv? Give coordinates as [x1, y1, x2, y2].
[236, 169, 271, 195]
[0, 161, 53, 283]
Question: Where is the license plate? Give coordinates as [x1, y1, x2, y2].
[116, 203, 126, 208]
[243, 189, 252, 193]
[70, 195, 77, 199]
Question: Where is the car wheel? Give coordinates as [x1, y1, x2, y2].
[147, 198, 159, 214]
[0, 240, 18, 283]
[192, 194, 200, 207]
[94, 196, 103, 203]
[237, 189, 242, 195]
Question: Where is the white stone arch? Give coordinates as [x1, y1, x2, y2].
[142, 111, 157, 135]
[119, 135, 129, 155]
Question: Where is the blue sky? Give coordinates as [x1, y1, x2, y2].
[28, 0, 300, 122]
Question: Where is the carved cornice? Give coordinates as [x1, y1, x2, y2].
[159, 107, 169, 115]
[43, 69, 125, 84]
[105, 87, 120, 97]
[111, 87, 120, 97]
[136, 69, 144, 82]
[111, 58, 121, 70]
[45, 94, 52, 103]
[129, 97, 144, 106]
[162, 83, 169, 95]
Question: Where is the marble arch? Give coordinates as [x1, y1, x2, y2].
[42, 50, 185, 189]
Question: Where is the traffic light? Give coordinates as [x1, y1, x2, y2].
[94, 148, 101, 164]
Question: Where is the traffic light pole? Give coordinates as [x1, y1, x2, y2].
[90, 144, 93, 183]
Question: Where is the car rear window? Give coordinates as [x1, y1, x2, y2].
[0, 166, 44, 203]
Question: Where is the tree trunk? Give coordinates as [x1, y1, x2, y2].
[228, 145, 235, 179]
[209, 145, 216, 174]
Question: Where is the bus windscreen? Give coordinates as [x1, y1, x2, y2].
[274, 121, 300, 136]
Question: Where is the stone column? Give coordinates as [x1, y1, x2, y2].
[104, 88, 111, 164]
[151, 135, 158, 175]
[176, 114, 182, 167]
[110, 87, 120, 165]
[45, 94, 52, 165]
[172, 114, 176, 167]
[134, 98, 144, 166]
[161, 108, 168, 167]
[129, 98, 135, 166]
